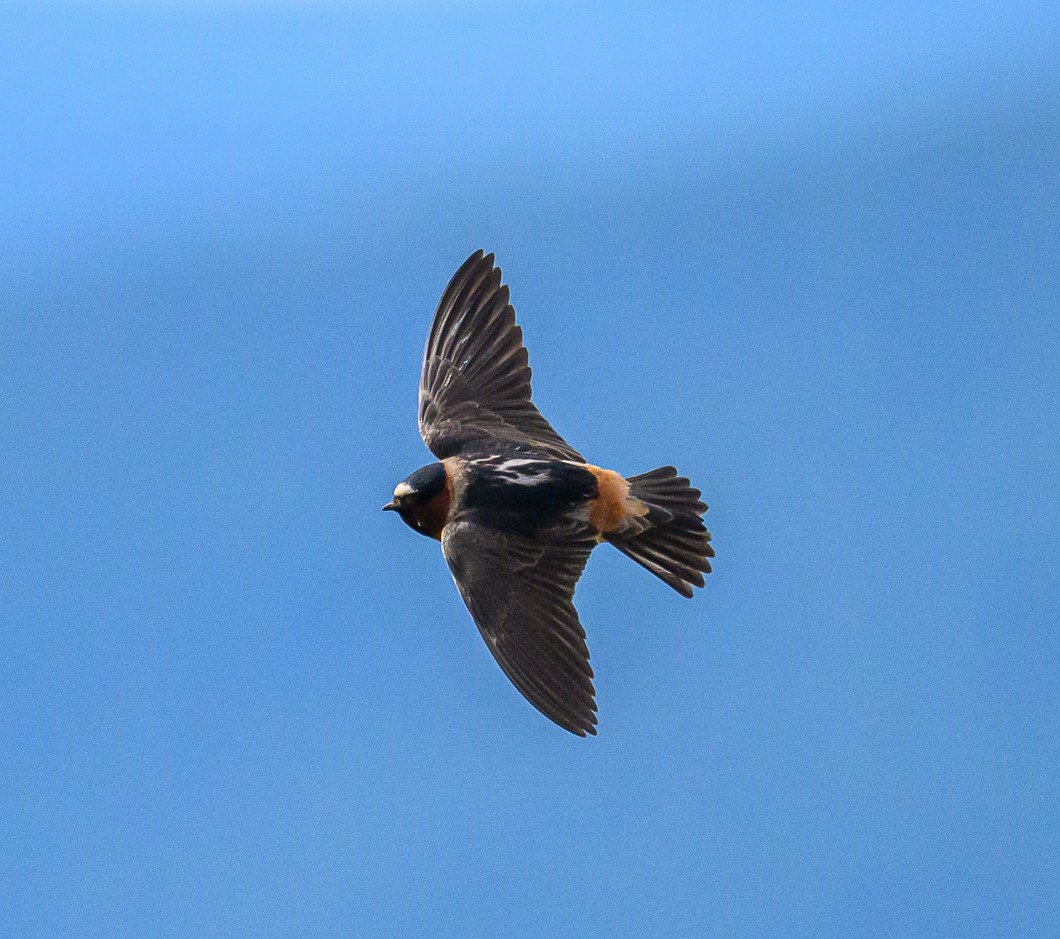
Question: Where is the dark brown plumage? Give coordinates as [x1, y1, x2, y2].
[386, 250, 714, 736]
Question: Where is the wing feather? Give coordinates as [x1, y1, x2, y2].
[441, 518, 598, 736]
[419, 251, 583, 461]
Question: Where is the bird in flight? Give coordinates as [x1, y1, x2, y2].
[385, 250, 714, 736]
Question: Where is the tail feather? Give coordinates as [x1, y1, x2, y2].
[606, 466, 714, 598]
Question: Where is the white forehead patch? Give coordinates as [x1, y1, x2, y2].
[393, 482, 414, 498]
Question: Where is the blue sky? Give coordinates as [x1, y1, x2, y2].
[2, 2, 1059, 937]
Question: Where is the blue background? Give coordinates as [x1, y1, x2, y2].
[3, 3, 1058, 936]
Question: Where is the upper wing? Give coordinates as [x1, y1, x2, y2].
[441, 517, 598, 736]
[418, 250, 584, 461]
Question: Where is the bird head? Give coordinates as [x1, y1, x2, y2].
[384, 462, 450, 539]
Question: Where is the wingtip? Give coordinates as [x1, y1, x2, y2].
[580, 705, 599, 737]
[567, 719, 598, 738]
[452, 248, 489, 279]
[556, 700, 599, 738]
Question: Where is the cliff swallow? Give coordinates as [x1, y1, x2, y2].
[386, 250, 713, 736]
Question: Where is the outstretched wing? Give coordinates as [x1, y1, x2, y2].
[419, 250, 584, 461]
[441, 518, 598, 736]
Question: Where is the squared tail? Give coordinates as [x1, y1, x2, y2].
[605, 466, 714, 598]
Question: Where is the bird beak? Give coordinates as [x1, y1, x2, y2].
[383, 501, 397, 511]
